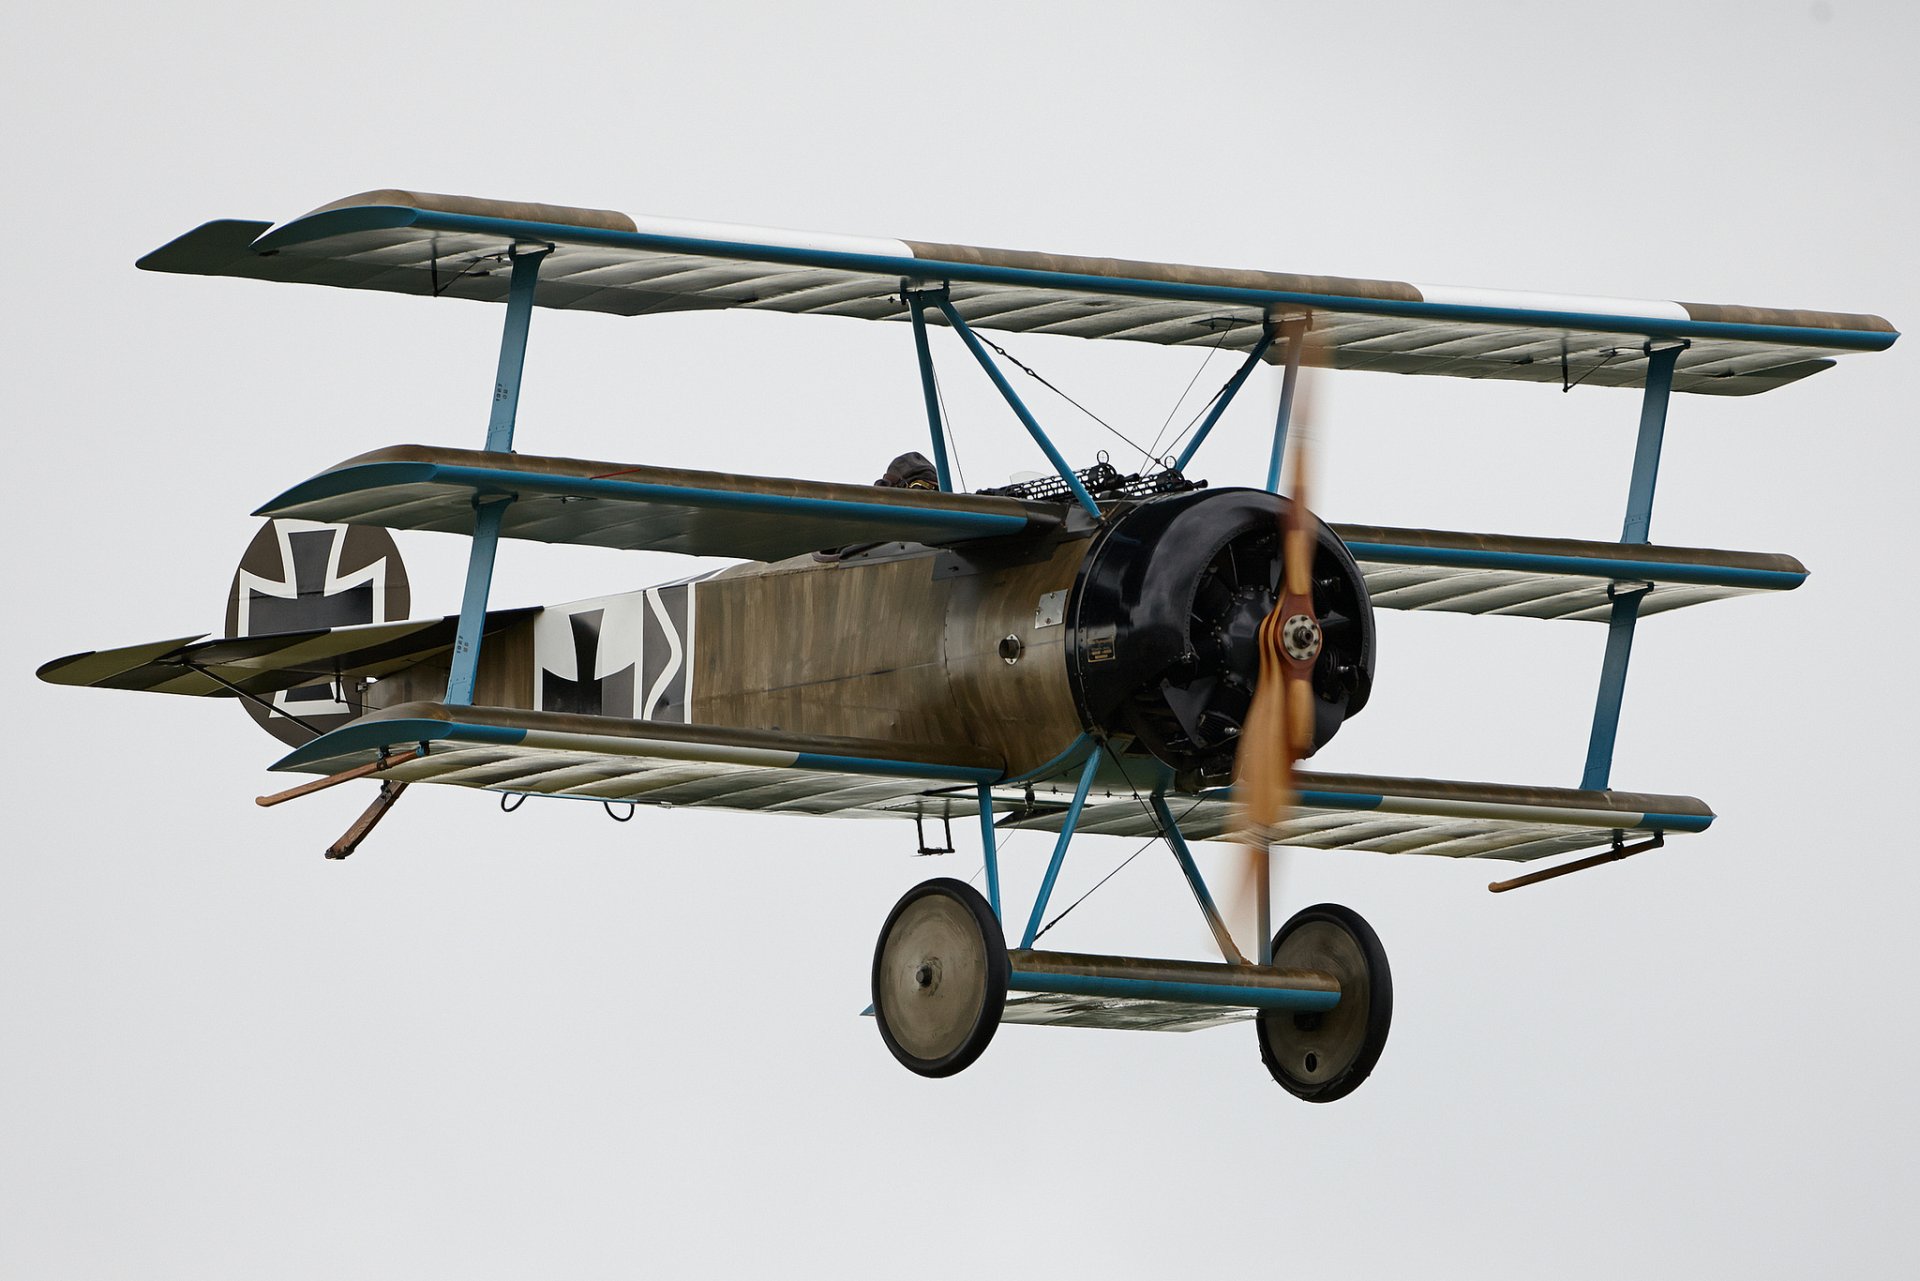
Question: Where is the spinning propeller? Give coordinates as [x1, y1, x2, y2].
[1230, 328, 1324, 963]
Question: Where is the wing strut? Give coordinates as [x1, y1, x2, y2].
[920, 290, 1102, 518]
[447, 244, 550, 705]
[906, 294, 955, 492]
[1580, 341, 1685, 789]
[1263, 318, 1309, 493]
[975, 783, 1003, 920]
[1019, 752, 1104, 947]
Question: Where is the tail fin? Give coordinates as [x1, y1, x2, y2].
[224, 519, 409, 745]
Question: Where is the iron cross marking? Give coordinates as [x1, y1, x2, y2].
[248, 529, 377, 635]
[542, 609, 636, 717]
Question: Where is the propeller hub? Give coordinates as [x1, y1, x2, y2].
[1281, 614, 1322, 663]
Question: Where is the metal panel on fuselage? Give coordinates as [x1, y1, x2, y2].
[364, 541, 1091, 778]
[693, 538, 1090, 778]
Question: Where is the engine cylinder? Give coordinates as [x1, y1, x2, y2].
[1065, 488, 1374, 780]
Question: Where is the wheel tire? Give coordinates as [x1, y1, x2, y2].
[1257, 902, 1392, 1102]
[872, 878, 1008, 1078]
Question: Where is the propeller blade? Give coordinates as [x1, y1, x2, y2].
[1226, 324, 1322, 963]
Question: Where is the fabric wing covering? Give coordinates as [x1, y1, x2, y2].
[254, 445, 1060, 561]
[141, 189, 1895, 397]
[273, 703, 1712, 863]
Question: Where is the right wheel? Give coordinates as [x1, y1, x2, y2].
[871, 878, 1008, 1078]
[1257, 902, 1392, 1102]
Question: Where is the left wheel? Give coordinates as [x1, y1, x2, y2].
[872, 878, 1008, 1078]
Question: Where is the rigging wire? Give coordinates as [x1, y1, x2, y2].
[1158, 365, 1242, 465]
[929, 349, 967, 492]
[1142, 322, 1237, 467]
[1030, 742, 1209, 944]
[1029, 795, 1210, 944]
[968, 330, 1156, 460]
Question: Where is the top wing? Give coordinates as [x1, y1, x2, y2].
[140, 190, 1896, 396]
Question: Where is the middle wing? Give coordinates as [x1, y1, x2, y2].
[1333, 523, 1808, 620]
[257, 444, 1062, 561]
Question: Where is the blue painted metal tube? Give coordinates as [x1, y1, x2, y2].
[1581, 587, 1645, 790]
[444, 498, 510, 705]
[1149, 795, 1246, 965]
[1264, 327, 1305, 493]
[1172, 331, 1273, 473]
[907, 295, 954, 492]
[1581, 344, 1681, 787]
[999, 732, 1094, 786]
[1006, 970, 1339, 1013]
[935, 297, 1101, 518]
[486, 248, 548, 452]
[1622, 344, 1681, 544]
[977, 784, 1001, 921]
[1020, 752, 1103, 948]
[449, 248, 546, 704]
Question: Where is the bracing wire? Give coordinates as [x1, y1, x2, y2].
[929, 351, 967, 492]
[969, 330, 1156, 460]
[1029, 795, 1210, 944]
[1142, 322, 1236, 467]
[1030, 742, 1209, 944]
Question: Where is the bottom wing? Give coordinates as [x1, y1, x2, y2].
[271, 702, 1005, 815]
[998, 769, 1712, 861]
[275, 703, 1709, 864]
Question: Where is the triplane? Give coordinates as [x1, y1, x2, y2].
[41, 190, 1897, 1099]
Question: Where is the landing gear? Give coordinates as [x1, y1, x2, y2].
[872, 879, 1008, 1078]
[1257, 903, 1392, 1102]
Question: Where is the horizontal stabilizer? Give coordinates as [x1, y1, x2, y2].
[37, 610, 534, 698]
[1331, 524, 1806, 620]
[258, 445, 1060, 560]
[141, 190, 1896, 396]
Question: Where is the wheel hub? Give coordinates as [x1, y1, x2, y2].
[872, 880, 1008, 1078]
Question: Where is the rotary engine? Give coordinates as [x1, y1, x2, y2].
[1066, 488, 1375, 781]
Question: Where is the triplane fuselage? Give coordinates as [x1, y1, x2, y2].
[40, 189, 1897, 1100]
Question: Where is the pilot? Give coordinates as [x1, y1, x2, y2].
[815, 452, 942, 564]
[874, 451, 939, 491]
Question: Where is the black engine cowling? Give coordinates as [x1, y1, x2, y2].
[1065, 488, 1374, 780]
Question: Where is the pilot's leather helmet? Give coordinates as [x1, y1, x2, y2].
[876, 451, 940, 490]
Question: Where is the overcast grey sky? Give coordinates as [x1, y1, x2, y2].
[5, 3, 1915, 1278]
